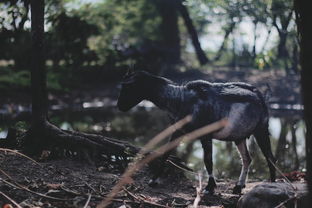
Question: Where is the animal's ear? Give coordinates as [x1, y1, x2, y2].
[121, 76, 135, 84]
[125, 68, 134, 76]
[121, 70, 146, 84]
[122, 72, 137, 84]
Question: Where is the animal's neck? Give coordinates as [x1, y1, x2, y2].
[147, 83, 184, 116]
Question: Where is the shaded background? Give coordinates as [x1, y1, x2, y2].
[0, 0, 303, 180]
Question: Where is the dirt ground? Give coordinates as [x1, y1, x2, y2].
[0, 150, 246, 208]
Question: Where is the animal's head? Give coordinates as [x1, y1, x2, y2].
[117, 71, 150, 112]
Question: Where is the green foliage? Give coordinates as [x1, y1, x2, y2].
[0, 68, 30, 90]
[0, 0, 32, 69]
[0, 67, 67, 91]
[47, 70, 63, 91]
[0, 0, 298, 72]
[46, 11, 99, 67]
[254, 51, 274, 70]
[14, 121, 29, 131]
[73, 0, 162, 66]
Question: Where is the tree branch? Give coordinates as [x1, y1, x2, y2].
[177, 0, 209, 65]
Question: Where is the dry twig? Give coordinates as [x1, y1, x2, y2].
[123, 188, 169, 208]
[0, 168, 13, 180]
[0, 178, 69, 201]
[0, 148, 42, 167]
[269, 159, 298, 208]
[0, 191, 23, 208]
[193, 172, 203, 208]
[167, 160, 196, 175]
[83, 194, 92, 208]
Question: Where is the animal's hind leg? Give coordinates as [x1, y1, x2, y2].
[200, 137, 217, 194]
[254, 126, 276, 182]
[233, 139, 252, 194]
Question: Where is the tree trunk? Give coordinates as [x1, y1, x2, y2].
[294, 0, 312, 206]
[156, 0, 181, 66]
[23, 0, 48, 154]
[292, 44, 299, 73]
[272, 10, 293, 73]
[260, 26, 273, 54]
[31, 0, 47, 127]
[231, 37, 237, 69]
[252, 21, 258, 59]
[275, 119, 288, 165]
[177, 0, 209, 65]
[214, 22, 235, 62]
[290, 120, 299, 170]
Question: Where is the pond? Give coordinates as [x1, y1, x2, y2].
[0, 101, 306, 181]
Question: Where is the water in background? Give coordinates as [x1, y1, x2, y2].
[0, 103, 306, 180]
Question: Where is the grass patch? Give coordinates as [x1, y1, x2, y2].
[0, 67, 69, 91]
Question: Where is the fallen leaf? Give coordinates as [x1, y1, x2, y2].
[46, 183, 63, 189]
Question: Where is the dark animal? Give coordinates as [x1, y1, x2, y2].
[117, 71, 276, 194]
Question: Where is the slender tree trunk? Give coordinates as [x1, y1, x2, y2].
[177, 0, 209, 65]
[273, 10, 293, 73]
[292, 44, 299, 73]
[252, 21, 258, 59]
[275, 119, 288, 165]
[260, 26, 273, 54]
[294, 0, 312, 206]
[31, 0, 47, 127]
[231, 37, 237, 69]
[290, 120, 299, 170]
[23, 0, 48, 154]
[214, 21, 235, 62]
[156, 0, 180, 66]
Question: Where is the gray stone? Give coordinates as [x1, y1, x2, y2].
[237, 182, 307, 208]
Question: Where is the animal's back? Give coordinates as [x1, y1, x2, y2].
[186, 80, 266, 107]
[186, 80, 268, 141]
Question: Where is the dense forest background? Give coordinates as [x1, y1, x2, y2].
[0, 0, 302, 174]
[1, 0, 310, 207]
[0, 0, 297, 82]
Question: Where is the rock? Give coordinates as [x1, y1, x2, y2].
[237, 182, 307, 208]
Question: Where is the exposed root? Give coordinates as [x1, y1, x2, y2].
[0, 120, 189, 171]
[15, 121, 140, 166]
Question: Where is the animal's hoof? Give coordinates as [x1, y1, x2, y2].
[203, 177, 217, 195]
[233, 184, 245, 194]
[203, 188, 215, 195]
[148, 179, 160, 187]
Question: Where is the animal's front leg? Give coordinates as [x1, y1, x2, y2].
[148, 130, 184, 187]
[200, 137, 216, 194]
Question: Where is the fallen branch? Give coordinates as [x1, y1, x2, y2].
[0, 191, 23, 208]
[268, 158, 298, 208]
[123, 188, 169, 208]
[167, 159, 196, 175]
[0, 148, 42, 167]
[0, 178, 70, 201]
[83, 194, 92, 208]
[0, 168, 13, 180]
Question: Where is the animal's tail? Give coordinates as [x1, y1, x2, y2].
[248, 85, 271, 123]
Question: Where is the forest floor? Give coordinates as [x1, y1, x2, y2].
[0, 150, 257, 208]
